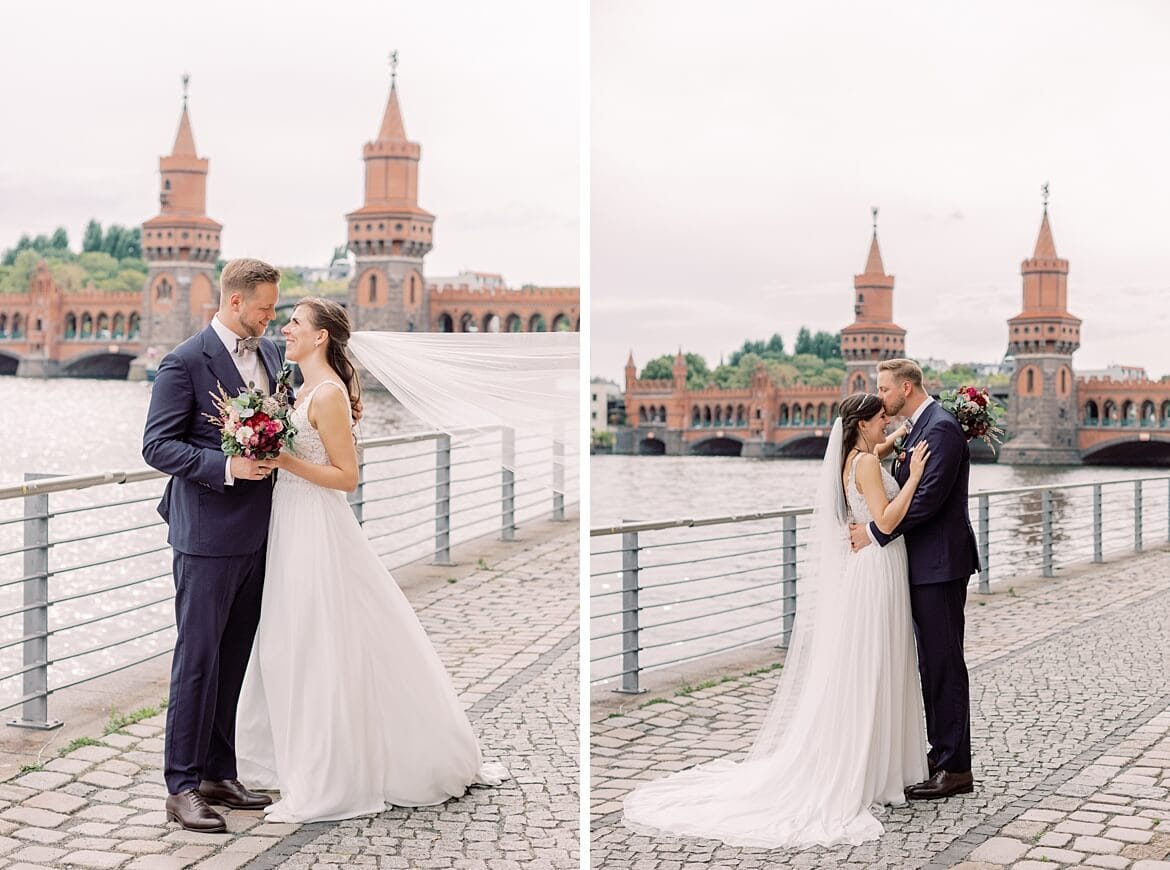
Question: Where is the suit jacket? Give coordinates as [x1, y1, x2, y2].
[869, 400, 980, 585]
[142, 324, 284, 557]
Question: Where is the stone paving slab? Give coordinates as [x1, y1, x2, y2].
[591, 545, 1170, 869]
[0, 519, 579, 870]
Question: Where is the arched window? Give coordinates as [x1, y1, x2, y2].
[1025, 368, 1035, 393]
[438, 313, 454, 333]
[80, 313, 93, 339]
[9, 313, 20, 338]
[638, 406, 648, 423]
[529, 313, 547, 332]
[830, 402, 839, 420]
[552, 314, 572, 331]
[368, 274, 377, 304]
[692, 407, 701, 428]
[1083, 400, 1099, 426]
[703, 406, 712, 427]
[817, 403, 828, 424]
[805, 403, 815, 425]
[409, 275, 417, 305]
[736, 405, 746, 426]
[483, 313, 500, 333]
[156, 279, 172, 302]
[96, 313, 110, 339]
[778, 404, 789, 425]
[658, 405, 667, 424]
[1162, 401, 1170, 427]
[164, 179, 171, 190]
[714, 406, 723, 426]
[128, 313, 140, 338]
[112, 313, 125, 338]
[1103, 400, 1117, 426]
[793, 405, 803, 426]
[1142, 401, 1156, 427]
[505, 314, 522, 333]
[1121, 400, 1136, 426]
[459, 313, 476, 332]
[63, 312, 76, 339]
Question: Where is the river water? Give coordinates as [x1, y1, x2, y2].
[590, 453, 1170, 687]
[0, 376, 577, 716]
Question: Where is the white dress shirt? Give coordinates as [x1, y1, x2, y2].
[210, 315, 270, 485]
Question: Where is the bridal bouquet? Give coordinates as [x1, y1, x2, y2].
[939, 385, 1005, 451]
[204, 366, 297, 460]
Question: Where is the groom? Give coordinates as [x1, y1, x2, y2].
[142, 258, 284, 831]
[849, 358, 980, 800]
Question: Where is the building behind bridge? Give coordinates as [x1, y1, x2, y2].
[0, 66, 578, 380]
[620, 205, 1170, 466]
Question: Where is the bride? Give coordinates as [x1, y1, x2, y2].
[623, 392, 931, 849]
[234, 297, 508, 823]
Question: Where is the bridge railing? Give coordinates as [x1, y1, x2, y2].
[590, 475, 1170, 693]
[0, 425, 578, 729]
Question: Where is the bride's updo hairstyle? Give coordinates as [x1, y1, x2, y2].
[838, 392, 885, 474]
[294, 297, 362, 412]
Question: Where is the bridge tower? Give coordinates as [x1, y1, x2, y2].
[345, 52, 434, 332]
[840, 210, 907, 395]
[999, 192, 1082, 464]
[130, 75, 222, 380]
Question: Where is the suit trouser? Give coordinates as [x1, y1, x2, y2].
[164, 546, 265, 794]
[909, 576, 972, 773]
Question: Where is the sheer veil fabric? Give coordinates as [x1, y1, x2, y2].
[346, 331, 579, 494]
[622, 419, 928, 849]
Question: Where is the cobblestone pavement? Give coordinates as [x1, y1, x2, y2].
[591, 546, 1170, 869]
[0, 520, 579, 870]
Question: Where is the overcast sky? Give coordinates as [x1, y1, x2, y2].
[592, 0, 1170, 384]
[0, 0, 578, 285]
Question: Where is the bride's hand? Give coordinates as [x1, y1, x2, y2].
[271, 449, 292, 470]
[908, 441, 930, 481]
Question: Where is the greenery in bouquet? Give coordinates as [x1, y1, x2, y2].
[204, 369, 296, 460]
[938, 385, 1005, 452]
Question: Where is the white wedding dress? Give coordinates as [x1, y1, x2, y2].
[235, 380, 508, 823]
[623, 425, 927, 849]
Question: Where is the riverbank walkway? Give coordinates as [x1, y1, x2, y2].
[0, 515, 579, 870]
[591, 543, 1170, 869]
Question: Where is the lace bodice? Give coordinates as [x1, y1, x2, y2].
[274, 381, 349, 495]
[844, 452, 901, 524]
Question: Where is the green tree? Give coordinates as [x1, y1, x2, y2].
[102, 225, 123, 258]
[639, 352, 710, 387]
[0, 249, 39, 291]
[50, 227, 69, 250]
[809, 330, 841, 360]
[82, 219, 103, 252]
[794, 326, 813, 355]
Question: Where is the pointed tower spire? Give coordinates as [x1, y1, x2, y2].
[841, 209, 905, 394]
[1033, 184, 1057, 260]
[863, 206, 885, 274]
[172, 74, 197, 156]
[378, 51, 407, 141]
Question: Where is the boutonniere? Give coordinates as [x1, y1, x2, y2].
[277, 363, 294, 393]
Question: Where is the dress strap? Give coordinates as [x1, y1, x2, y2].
[304, 380, 352, 421]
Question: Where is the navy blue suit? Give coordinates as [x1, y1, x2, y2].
[869, 399, 980, 773]
[142, 324, 283, 793]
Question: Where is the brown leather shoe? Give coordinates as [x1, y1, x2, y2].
[197, 778, 273, 810]
[906, 770, 974, 800]
[165, 789, 227, 832]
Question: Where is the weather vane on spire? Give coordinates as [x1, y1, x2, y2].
[182, 73, 190, 110]
[872, 206, 879, 235]
[1041, 181, 1049, 212]
[389, 50, 399, 85]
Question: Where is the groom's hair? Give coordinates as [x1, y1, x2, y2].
[877, 358, 923, 388]
[220, 258, 281, 300]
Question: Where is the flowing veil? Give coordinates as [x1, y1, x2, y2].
[345, 331, 579, 496]
[623, 419, 869, 848]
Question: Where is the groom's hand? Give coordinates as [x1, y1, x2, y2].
[848, 523, 872, 552]
[230, 456, 274, 481]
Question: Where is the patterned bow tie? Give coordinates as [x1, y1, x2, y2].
[235, 336, 261, 355]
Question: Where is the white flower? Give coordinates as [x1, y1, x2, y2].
[261, 397, 279, 416]
[235, 425, 255, 444]
[964, 400, 981, 415]
[239, 408, 255, 419]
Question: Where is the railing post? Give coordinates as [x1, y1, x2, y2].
[1093, 484, 1103, 563]
[433, 435, 453, 566]
[780, 514, 798, 647]
[552, 426, 565, 522]
[978, 493, 990, 594]
[1041, 489, 1054, 577]
[1134, 480, 1143, 553]
[500, 427, 516, 542]
[8, 474, 62, 730]
[617, 528, 645, 694]
[348, 447, 365, 525]
[1166, 478, 1170, 544]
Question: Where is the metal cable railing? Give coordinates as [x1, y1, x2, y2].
[590, 475, 1170, 693]
[0, 424, 578, 729]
